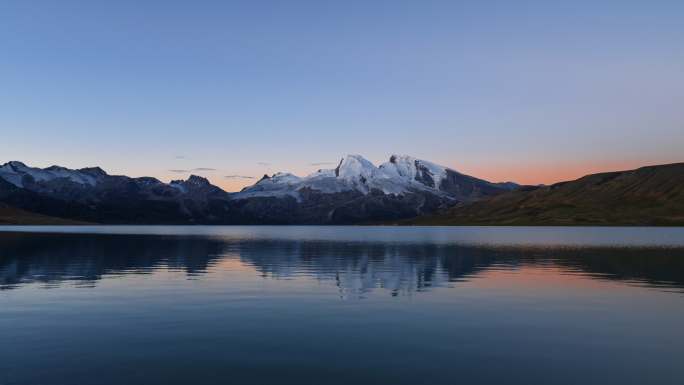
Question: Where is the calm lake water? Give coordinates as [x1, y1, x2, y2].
[1, 226, 684, 385]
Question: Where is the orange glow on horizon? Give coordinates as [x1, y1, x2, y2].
[454, 159, 672, 186]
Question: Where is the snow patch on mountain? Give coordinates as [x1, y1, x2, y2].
[169, 182, 188, 193]
[235, 172, 305, 199]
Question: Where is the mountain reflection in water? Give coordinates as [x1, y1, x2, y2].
[2, 232, 683, 296]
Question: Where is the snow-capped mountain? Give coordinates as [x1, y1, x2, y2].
[235, 154, 516, 201]
[0, 161, 104, 188]
[0, 156, 517, 224]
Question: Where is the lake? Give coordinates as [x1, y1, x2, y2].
[1, 226, 684, 385]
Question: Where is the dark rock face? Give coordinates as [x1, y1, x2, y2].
[413, 160, 436, 188]
[223, 187, 450, 225]
[325, 189, 446, 224]
[334, 158, 344, 177]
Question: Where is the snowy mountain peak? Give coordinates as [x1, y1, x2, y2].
[335, 155, 377, 180]
[379, 154, 449, 189]
[235, 153, 471, 199]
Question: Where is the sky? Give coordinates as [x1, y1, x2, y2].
[1, 0, 683, 192]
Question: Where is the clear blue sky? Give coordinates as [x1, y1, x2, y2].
[1, 0, 682, 190]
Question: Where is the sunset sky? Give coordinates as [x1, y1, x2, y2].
[1, 0, 683, 192]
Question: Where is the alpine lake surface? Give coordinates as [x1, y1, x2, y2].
[1, 226, 684, 385]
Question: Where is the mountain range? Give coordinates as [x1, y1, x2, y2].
[1, 156, 682, 226]
[0, 155, 516, 224]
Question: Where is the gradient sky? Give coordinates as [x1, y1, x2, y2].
[1, 0, 683, 191]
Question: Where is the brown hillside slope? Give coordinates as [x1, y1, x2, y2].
[410, 163, 684, 226]
[0, 203, 89, 225]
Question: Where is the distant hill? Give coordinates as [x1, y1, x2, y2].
[409, 163, 684, 226]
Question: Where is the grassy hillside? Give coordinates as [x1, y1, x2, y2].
[409, 163, 684, 226]
[0, 203, 90, 225]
